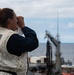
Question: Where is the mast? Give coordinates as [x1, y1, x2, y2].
[57, 10, 59, 41]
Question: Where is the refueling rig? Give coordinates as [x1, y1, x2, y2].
[27, 30, 62, 75]
[45, 30, 62, 75]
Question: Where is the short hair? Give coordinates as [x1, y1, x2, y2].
[0, 8, 14, 27]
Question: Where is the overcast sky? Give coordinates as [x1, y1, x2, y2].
[0, 0, 74, 43]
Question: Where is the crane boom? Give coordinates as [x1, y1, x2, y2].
[46, 30, 59, 46]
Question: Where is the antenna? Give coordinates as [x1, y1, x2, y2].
[57, 10, 59, 41]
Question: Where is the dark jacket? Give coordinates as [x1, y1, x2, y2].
[7, 26, 39, 56]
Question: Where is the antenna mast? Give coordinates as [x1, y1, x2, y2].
[57, 10, 59, 41]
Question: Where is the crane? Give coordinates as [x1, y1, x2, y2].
[45, 30, 61, 75]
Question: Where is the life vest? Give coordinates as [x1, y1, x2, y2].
[0, 27, 28, 75]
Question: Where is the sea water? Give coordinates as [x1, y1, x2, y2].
[28, 43, 74, 64]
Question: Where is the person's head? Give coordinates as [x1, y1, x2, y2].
[0, 8, 18, 31]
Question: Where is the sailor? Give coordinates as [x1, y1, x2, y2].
[0, 8, 39, 75]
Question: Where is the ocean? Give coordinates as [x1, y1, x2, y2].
[28, 43, 74, 64]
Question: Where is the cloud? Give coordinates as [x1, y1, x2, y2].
[1, 0, 74, 18]
[68, 22, 74, 28]
[0, 0, 74, 43]
[61, 35, 74, 43]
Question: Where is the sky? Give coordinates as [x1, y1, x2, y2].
[0, 0, 74, 43]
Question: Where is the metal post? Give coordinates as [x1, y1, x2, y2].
[46, 39, 52, 75]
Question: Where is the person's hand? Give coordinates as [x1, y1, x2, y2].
[17, 16, 25, 28]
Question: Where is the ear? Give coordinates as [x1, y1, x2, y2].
[7, 18, 12, 24]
